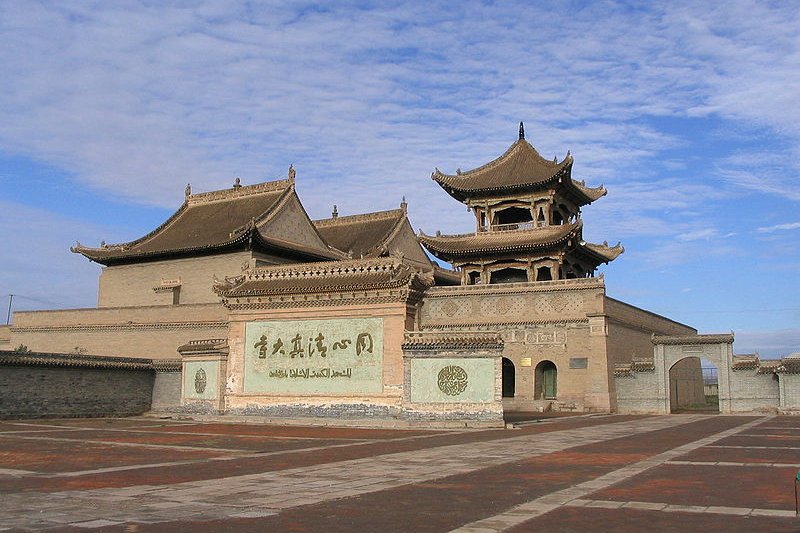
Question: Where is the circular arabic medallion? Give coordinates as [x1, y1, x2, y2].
[194, 368, 207, 394]
[437, 365, 468, 396]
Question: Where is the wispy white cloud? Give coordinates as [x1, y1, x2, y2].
[0, 0, 799, 346]
[676, 228, 719, 242]
[756, 222, 800, 233]
[0, 0, 798, 227]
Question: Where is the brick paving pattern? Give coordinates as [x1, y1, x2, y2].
[0, 414, 797, 532]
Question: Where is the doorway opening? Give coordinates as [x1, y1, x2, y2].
[669, 357, 719, 413]
[534, 360, 557, 400]
[502, 357, 515, 397]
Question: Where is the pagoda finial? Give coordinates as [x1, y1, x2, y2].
[185, 183, 191, 197]
[233, 177, 241, 189]
[400, 196, 407, 213]
[288, 164, 295, 181]
[519, 121, 525, 140]
[332, 205, 338, 219]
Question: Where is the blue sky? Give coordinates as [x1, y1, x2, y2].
[1, 1, 798, 357]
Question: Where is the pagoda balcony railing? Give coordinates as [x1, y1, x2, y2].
[478, 221, 537, 233]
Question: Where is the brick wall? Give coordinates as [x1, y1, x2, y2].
[779, 374, 800, 412]
[0, 325, 9, 350]
[614, 370, 663, 414]
[0, 352, 155, 419]
[9, 303, 227, 360]
[97, 252, 254, 307]
[151, 371, 182, 411]
[729, 370, 779, 413]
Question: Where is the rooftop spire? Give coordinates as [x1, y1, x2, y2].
[519, 121, 525, 140]
[332, 205, 338, 219]
[400, 196, 407, 213]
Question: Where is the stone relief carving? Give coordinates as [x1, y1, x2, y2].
[194, 368, 207, 394]
[423, 291, 584, 326]
[437, 365, 468, 396]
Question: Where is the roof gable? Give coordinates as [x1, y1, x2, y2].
[314, 209, 406, 259]
[257, 189, 338, 258]
[432, 139, 572, 199]
[72, 178, 328, 265]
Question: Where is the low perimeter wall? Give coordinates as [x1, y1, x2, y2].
[0, 351, 180, 419]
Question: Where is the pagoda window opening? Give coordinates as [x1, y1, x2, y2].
[467, 270, 483, 285]
[552, 210, 564, 226]
[536, 266, 553, 282]
[573, 264, 585, 278]
[536, 207, 547, 227]
[494, 207, 533, 230]
[490, 267, 528, 284]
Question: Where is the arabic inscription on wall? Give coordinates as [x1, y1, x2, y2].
[243, 317, 384, 395]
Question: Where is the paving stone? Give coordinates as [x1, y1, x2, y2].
[0, 414, 786, 532]
[705, 505, 753, 515]
[665, 504, 709, 513]
[749, 508, 797, 517]
[621, 501, 668, 510]
[69, 519, 124, 528]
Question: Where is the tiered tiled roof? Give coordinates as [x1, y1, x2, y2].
[432, 139, 606, 204]
[0, 351, 155, 370]
[578, 241, 626, 263]
[73, 178, 342, 265]
[420, 221, 582, 258]
[177, 338, 229, 356]
[402, 331, 503, 351]
[777, 353, 800, 374]
[314, 209, 406, 258]
[731, 354, 760, 371]
[418, 220, 623, 265]
[651, 334, 735, 345]
[214, 257, 432, 298]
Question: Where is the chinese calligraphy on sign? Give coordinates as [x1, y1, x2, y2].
[244, 317, 384, 395]
[252, 331, 374, 359]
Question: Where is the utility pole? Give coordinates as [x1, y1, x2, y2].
[5, 294, 12, 325]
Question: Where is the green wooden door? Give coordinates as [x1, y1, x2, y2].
[543, 364, 557, 399]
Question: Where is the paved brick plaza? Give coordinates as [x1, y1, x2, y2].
[0, 415, 798, 532]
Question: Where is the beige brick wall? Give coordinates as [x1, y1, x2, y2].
[0, 325, 10, 349]
[10, 303, 227, 359]
[602, 297, 696, 411]
[420, 279, 611, 411]
[97, 252, 255, 307]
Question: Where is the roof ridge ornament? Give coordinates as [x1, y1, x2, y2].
[519, 121, 525, 140]
[288, 164, 296, 181]
[400, 196, 407, 213]
[332, 205, 338, 219]
[233, 177, 241, 189]
[185, 183, 191, 198]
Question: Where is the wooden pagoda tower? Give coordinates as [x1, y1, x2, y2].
[419, 123, 623, 285]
